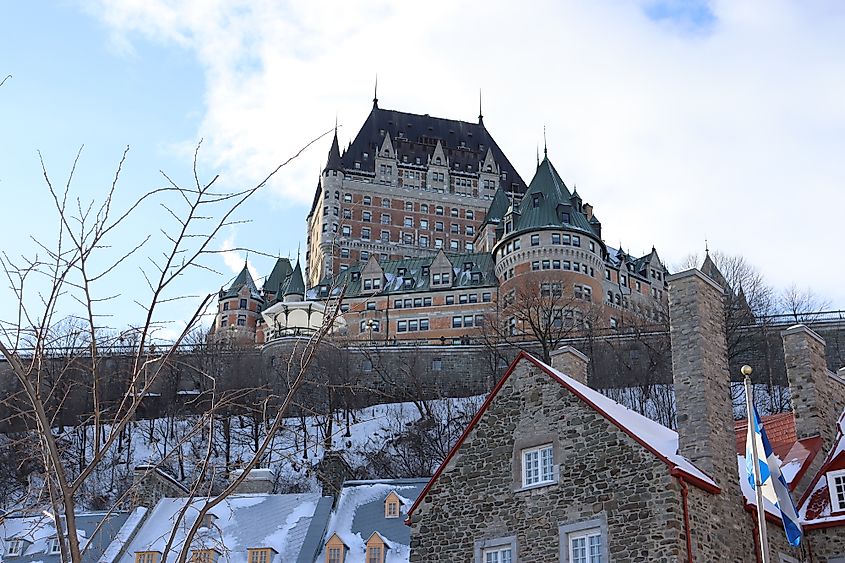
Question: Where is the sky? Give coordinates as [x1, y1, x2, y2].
[1, 0, 844, 339]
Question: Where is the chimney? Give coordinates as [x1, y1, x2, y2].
[550, 345, 589, 385]
[130, 465, 189, 508]
[782, 324, 843, 451]
[668, 269, 735, 487]
[316, 451, 353, 506]
[582, 202, 593, 221]
[231, 468, 274, 495]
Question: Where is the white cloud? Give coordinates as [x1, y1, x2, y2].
[220, 232, 259, 282]
[88, 0, 845, 304]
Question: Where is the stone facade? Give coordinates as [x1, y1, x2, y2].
[407, 268, 823, 562]
[408, 360, 687, 562]
[130, 465, 189, 509]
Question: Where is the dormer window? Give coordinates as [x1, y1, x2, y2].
[435, 156, 442, 165]
[384, 491, 402, 518]
[829, 469, 845, 512]
[365, 533, 386, 563]
[397, 268, 406, 276]
[191, 549, 220, 563]
[135, 551, 161, 563]
[532, 194, 541, 208]
[48, 537, 61, 555]
[247, 548, 277, 563]
[325, 533, 347, 563]
[7, 539, 26, 557]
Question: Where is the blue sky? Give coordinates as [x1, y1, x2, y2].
[2, 0, 844, 339]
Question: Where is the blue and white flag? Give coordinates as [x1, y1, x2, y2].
[745, 406, 803, 547]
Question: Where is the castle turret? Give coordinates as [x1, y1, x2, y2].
[283, 260, 306, 302]
[211, 261, 265, 345]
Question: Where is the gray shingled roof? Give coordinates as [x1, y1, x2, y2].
[0, 511, 130, 563]
[316, 479, 427, 563]
[263, 258, 294, 295]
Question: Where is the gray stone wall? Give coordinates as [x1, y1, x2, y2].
[806, 526, 845, 562]
[130, 466, 187, 509]
[409, 361, 687, 562]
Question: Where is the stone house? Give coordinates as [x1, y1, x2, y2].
[406, 269, 845, 562]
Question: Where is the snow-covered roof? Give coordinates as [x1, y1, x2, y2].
[408, 352, 719, 521]
[316, 479, 427, 563]
[115, 494, 332, 563]
[0, 511, 130, 563]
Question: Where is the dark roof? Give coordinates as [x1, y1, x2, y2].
[284, 260, 306, 297]
[480, 186, 511, 229]
[263, 258, 294, 293]
[340, 105, 526, 190]
[221, 263, 262, 300]
[505, 155, 598, 238]
[316, 252, 496, 298]
[324, 129, 343, 173]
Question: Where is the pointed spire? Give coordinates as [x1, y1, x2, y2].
[536, 144, 540, 167]
[543, 125, 548, 157]
[324, 126, 343, 173]
[704, 238, 709, 256]
[284, 259, 306, 300]
[478, 89, 483, 124]
[373, 74, 379, 108]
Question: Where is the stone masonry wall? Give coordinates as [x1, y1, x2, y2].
[409, 362, 686, 562]
[806, 526, 845, 562]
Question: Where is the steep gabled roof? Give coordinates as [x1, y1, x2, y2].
[339, 105, 526, 191]
[798, 410, 845, 529]
[406, 352, 720, 522]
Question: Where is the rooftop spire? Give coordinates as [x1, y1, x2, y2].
[478, 89, 483, 124]
[373, 74, 378, 108]
[705, 238, 710, 256]
[543, 125, 548, 157]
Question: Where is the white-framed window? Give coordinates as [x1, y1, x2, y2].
[48, 537, 61, 555]
[560, 517, 607, 563]
[522, 444, 554, 487]
[7, 539, 25, 557]
[828, 469, 845, 512]
[474, 536, 516, 563]
[482, 547, 512, 563]
[569, 529, 602, 563]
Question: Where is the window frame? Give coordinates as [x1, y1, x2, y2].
[521, 443, 555, 488]
[828, 469, 845, 512]
[559, 516, 607, 563]
[474, 536, 516, 563]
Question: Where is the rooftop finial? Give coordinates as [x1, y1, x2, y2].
[373, 74, 378, 108]
[705, 238, 709, 255]
[536, 144, 540, 167]
[478, 89, 483, 124]
[543, 125, 548, 157]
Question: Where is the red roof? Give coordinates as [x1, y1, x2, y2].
[734, 412, 797, 457]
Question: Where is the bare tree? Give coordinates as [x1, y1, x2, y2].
[0, 132, 335, 562]
[485, 276, 602, 364]
[779, 283, 831, 323]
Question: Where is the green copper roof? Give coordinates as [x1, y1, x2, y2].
[284, 260, 306, 297]
[263, 258, 294, 293]
[481, 187, 511, 228]
[221, 263, 261, 299]
[507, 156, 597, 237]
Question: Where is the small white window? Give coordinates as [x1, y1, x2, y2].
[828, 469, 845, 512]
[7, 539, 24, 557]
[522, 444, 554, 487]
[48, 538, 61, 555]
[482, 546, 512, 563]
[569, 529, 602, 563]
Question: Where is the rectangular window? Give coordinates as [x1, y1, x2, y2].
[522, 444, 554, 487]
[419, 318, 429, 330]
[829, 470, 845, 512]
[404, 217, 413, 227]
[463, 315, 474, 327]
[452, 316, 462, 328]
[573, 235, 581, 247]
[569, 530, 602, 563]
[328, 548, 342, 563]
[237, 315, 246, 327]
[48, 538, 61, 555]
[423, 297, 432, 306]
[420, 219, 429, 229]
[239, 298, 247, 309]
[531, 234, 540, 246]
[482, 547, 512, 563]
[397, 320, 407, 332]
[552, 233, 561, 244]
[342, 225, 351, 237]
[432, 358, 442, 371]
[343, 193, 352, 203]
[362, 227, 371, 240]
[446, 295, 455, 305]
[366, 301, 376, 310]
[367, 546, 382, 563]
[482, 292, 492, 302]
[363, 211, 371, 222]
[135, 553, 160, 563]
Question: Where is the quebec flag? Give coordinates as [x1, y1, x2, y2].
[745, 406, 803, 546]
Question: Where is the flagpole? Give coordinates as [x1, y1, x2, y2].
[743, 365, 770, 562]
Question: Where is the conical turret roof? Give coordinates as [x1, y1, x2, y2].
[284, 260, 306, 299]
[222, 262, 261, 299]
[324, 129, 343, 173]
